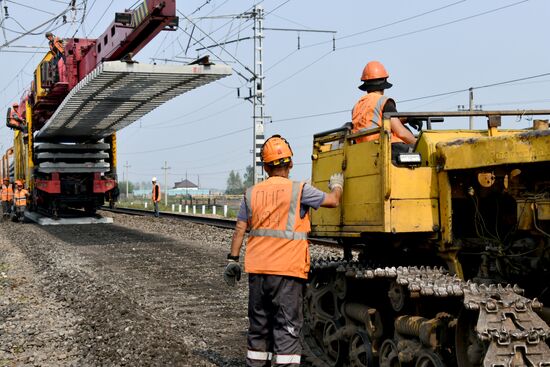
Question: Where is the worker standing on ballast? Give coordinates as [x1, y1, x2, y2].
[151, 177, 161, 218]
[1, 178, 14, 218]
[223, 135, 344, 366]
[352, 61, 418, 159]
[12, 180, 28, 222]
[6, 102, 26, 132]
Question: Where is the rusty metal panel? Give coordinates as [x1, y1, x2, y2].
[436, 130, 550, 170]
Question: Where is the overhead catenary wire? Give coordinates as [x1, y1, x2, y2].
[6, 0, 57, 16]
[0, 4, 72, 48]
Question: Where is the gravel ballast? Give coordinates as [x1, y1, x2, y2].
[0, 211, 343, 366]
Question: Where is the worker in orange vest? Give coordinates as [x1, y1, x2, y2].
[6, 102, 26, 132]
[151, 177, 161, 217]
[1, 178, 14, 218]
[45, 32, 65, 62]
[352, 61, 418, 159]
[224, 135, 344, 366]
[13, 180, 28, 222]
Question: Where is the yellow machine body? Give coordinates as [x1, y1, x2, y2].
[310, 115, 550, 247]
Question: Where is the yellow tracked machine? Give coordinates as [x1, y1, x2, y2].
[304, 110, 550, 367]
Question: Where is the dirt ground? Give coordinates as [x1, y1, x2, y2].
[0, 211, 340, 366]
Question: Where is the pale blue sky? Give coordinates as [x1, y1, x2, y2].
[1, 0, 549, 189]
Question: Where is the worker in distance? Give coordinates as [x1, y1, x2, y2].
[151, 177, 161, 218]
[352, 60, 420, 159]
[224, 135, 343, 366]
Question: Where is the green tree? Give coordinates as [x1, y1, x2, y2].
[118, 180, 135, 194]
[243, 165, 254, 188]
[226, 170, 244, 194]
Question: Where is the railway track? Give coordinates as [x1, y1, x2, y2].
[101, 206, 340, 248]
[101, 206, 237, 229]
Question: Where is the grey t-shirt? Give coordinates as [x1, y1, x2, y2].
[236, 183, 326, 222]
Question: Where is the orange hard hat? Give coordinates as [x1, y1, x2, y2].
[359, 61, 393, 91]
[261, 135, 293, 166]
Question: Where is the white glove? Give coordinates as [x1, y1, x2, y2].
[328, 173, 344, 191]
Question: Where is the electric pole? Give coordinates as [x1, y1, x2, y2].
[469, 87, 474, 130]
[252, 5, 265, 184]
[458, 88, 482, 129]
[123, 161, 131, 198]
[190, 7, 335, 184]
[161, 161, 171, 206]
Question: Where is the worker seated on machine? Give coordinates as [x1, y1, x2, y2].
[352, 61, 420, 162]
[6, 102, 27, 132]
[12, 180, 28, 223]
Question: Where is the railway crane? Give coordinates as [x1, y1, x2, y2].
[2, 0, 231, 220]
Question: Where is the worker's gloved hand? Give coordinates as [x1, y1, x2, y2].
[406, 117, 423, 131]
[224, 259, 242, 286]
[328, 173, 344, 192]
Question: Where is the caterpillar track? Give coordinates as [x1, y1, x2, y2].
[302, 258, 550, 367]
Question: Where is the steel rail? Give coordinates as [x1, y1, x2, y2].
[100, 206, 340, 248]
[100, 206, 237, 229]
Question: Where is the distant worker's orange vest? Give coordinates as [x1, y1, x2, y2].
[1, 184, 13, 201]
[244, 177, 311, 279]
[351, 93, 404, 144]
[14, 188, 28, 207]
[152, 184, 161, 202]
[49, 37, 64, 54]
[9, 109, 24, 129]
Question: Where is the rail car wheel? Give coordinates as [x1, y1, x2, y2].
[455, 309, 485, 367]
[415, 351, 446, 367]
[349, 330, 374, 367]
[379, 339, 401, 367]
[322, 319, 345, 366]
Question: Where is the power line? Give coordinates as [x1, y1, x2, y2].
[122, 126, 252, 155]
[86, 0, 113, 37]
[6, 0, 57, 15]
[339, 0, 529, 51]
[0, 5, 71, 48]
[270, 71, 550, 123]
[300, 0, 466, 50]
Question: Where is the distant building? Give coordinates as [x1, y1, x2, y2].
[173, 179, 198, 190]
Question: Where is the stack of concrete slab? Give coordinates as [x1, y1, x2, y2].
[34, 142, 110, 173]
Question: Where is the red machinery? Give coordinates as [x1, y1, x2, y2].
[9, 0, 231, 218]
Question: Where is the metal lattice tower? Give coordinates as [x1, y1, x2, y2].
[252, 5, 265, 184]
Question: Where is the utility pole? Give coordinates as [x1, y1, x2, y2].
[469, 87, 474, 130]
[161, 161, 171, 206]
[458, 88, 482, 129]
[123, 161, 131, 198]
[191, 7, 335, 184]
[252, 5, 265, 184]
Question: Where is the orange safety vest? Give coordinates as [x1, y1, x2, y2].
[9, 109, 24, 129]
[49, 37, 64, 55]
[1, 184, 13, 201]
[14, 188, 28, 207]
[351, 93, 404, 144]
[244, 176, 311, 279]
[152, 184, 161, 202]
